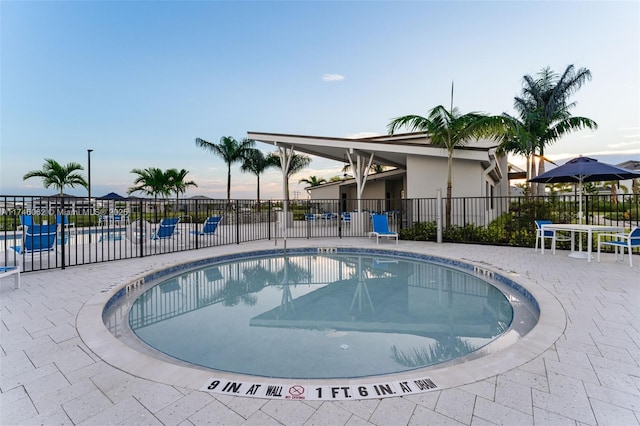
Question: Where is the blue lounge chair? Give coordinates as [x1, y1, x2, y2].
[190, 216, 222, 237]
[369, 214, 398, 244]
[11, 224, 59, 255]
[128, 218, 180, 244]
[597, 227, 640, 267]
[151, 218, 180, 241]
[16, 214, 34, 232]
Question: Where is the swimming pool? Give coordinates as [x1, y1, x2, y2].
[104, 248, 539, 381]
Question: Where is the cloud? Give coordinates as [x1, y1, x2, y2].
[322, 74, 344, 82]
[546, 148, 640, 162]
[607, 141, 640, 149]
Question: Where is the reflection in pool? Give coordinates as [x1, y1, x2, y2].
[125, 252, 528, 379]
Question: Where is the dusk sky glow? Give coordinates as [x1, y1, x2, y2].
[1, 1, 638, 199]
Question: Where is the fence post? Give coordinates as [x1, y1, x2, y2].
[235, 200, 240, 244]
[138, 199, 144, 257]
[268, 200, 272, 240]
[60, 198, 66, 269]
[437, 190, 443, 244]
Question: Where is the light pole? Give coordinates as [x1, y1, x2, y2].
[87, 149, 93, 245]
[87, 149, 93, 213]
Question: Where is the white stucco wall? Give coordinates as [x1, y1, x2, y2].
[406, 156, 486, 198]
[304, 184, 339, 200]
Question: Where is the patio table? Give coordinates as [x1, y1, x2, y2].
[541, 223, 624, 262]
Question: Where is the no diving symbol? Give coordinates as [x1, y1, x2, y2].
[289, 385, 305, 397]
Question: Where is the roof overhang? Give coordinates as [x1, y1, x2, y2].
[247, 131, 500, 170]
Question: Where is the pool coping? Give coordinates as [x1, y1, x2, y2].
[77, 244, 567, 402]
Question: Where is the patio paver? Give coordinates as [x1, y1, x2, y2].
[1, 238, 639, 425]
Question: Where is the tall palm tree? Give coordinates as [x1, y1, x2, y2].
[298, 175, 327, 187]
[23, 159, 88, 196]
[388, 84, 508, 227]
[514, 65, 598, 195]
[165, 168, 198, 212]
[267, 151, 311, 200]
[128, 167, 170, 199]
[240, 148, 273, 204]
[497, 112, 537, 191]
[195, 136, 255, 203]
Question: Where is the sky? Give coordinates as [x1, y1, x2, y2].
[1, 1, 639, 200]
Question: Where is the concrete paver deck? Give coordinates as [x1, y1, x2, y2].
[1, 239, 639, 425]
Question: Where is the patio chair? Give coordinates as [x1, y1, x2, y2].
[534, 220, 571, 254]
[127, 218, 180, 244]
[321, 212, 337, 222]
[190, 216, 223, 237]
[304, 213, 317, 223]
[150, 218, 180, 241]
[341, 212, 351, 224]
[0, 265, 20, 289]
[369, 213, 398, 244]
[597, 227, 640, 267]
[16, 214, 34, 232]
[10, 223, 59, 256]
[56, 214, 75, 228]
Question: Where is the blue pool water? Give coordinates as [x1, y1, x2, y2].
[118, 250, 538, 379]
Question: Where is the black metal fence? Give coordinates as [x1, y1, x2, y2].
[1, 193, 638, 272]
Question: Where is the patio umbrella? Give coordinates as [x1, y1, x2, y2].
[529, 156, 640, 224]
[99, 192, 126, 200]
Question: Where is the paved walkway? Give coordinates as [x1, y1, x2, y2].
[1, 239, 639, 425]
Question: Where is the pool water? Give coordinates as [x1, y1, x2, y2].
[124, 252, 531, 379]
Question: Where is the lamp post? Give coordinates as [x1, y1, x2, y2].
[87, 149, 93, 213]
[87, 149, 93, 245]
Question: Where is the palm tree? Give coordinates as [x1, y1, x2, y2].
[23, 159, 88, 196]
[128, 167, 172, 221]
[240, 148, 273, 204]
[165, 168, 198, 212]
[195, 136, 255, 204]
[267, 151, 311, 200]
[548, 182, 573, 195]
[496, 112, 537, 192]
[128, 167, 170, 199]
[388, 83, 508, 227]
[298, 175, 327, 187]
[601, 180, 628, 205]
[514, 65, 598, 195]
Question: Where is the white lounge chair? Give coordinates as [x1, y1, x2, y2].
[0, 266, 20, 289]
